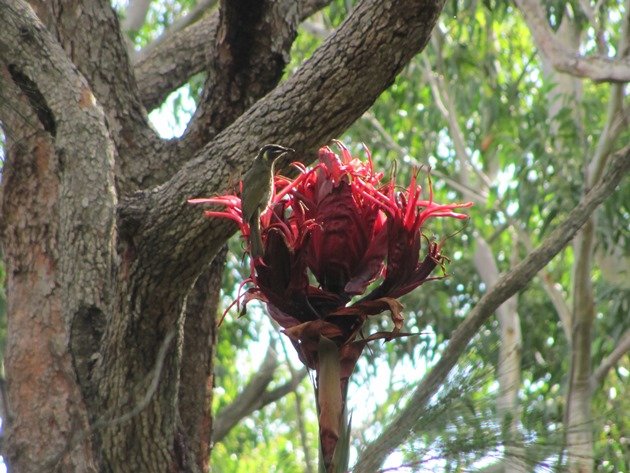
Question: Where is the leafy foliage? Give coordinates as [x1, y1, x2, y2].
[170, 0, 630, 468]
[1, 0, 628, 471]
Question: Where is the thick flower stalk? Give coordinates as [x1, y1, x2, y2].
[190, 143, 471, 472]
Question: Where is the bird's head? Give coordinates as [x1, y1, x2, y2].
[258, 144, 294, 164]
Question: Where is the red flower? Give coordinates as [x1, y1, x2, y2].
[190, 143, 472, 373]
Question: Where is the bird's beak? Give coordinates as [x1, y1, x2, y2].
[274, 145, 294, 160]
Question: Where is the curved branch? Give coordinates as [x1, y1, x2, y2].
[352, 146, 630, 472]
[590, 329, 630, 389]
[132, 0, 333, 190]
[42, 0, 161, 194]
[515, 0, 630, 82]
[0, 0, 117, 318]
[212, 345, 307, 443]
[177, 0, 304, 155]
[1, 6, 118, 467]
[134, 13, 214, 112]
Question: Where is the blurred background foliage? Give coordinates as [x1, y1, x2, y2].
[205, 0, 630, 468]
[2, 0, 629, 471]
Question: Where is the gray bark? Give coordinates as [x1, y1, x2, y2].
[0, 0, 447, 470]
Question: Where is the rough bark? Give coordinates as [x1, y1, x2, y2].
[0, 84, 99, 473]
[177, 0, 304, 156]
[1, 1, 116, 470]
[177, 247, 226, 471]
[47, 0, 163, 193]
[119, 0, 447, 295]
[134, 0, 333, 189]
[134, 13, 216, 112]
[131, 0, 218, 64]
[0, 0, 448, 471]
[134, 0, 332, 113]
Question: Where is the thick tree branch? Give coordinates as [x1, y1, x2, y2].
[176, 0, 335, 157]
[353, 147, 630, 471]
[47, 329, 181, 471]
[93, 3, 328, 466]
[1, 1, 117, 468]
[132, 0, 218, 64]
[134, 0, 331, 113]
[107, 4, 443, 467]
[178, 248, 226, 471]
[590, 329, 630, 389]
[134, 13, 214, 112]
[40, 0, 162, 193]
[0, 0, 116, 323]
[133, 0, 332, 190]
[177, 0, 303, 155]
[514, 0, 630, 82]
[121, 0, 448, 302]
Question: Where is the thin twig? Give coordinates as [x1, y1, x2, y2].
[50, 330, 177, 469]
[353, 146, 630, 472]
[421, 55, 493, 191]
[360, 112, 488, 202]
[590, 329, 630, 389]
[212, 341, 308, 443]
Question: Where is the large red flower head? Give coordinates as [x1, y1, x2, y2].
[190, 143, 472, 375]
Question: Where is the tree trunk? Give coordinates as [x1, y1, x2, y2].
[0, 0, 447, 470]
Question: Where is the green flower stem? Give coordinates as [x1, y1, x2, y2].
[317, 336, 343, 472]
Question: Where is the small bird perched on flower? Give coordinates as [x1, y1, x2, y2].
[241, 144, 294, 258]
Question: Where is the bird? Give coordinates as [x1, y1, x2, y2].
[241, 144, 294, 258]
